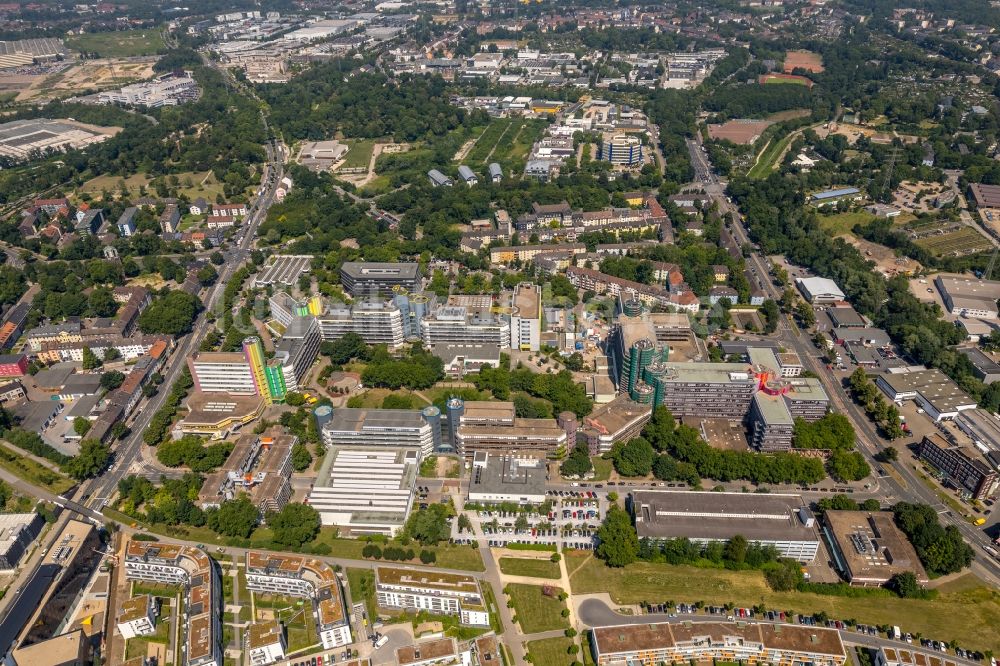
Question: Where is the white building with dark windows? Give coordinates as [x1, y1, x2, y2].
[375, 566, 490, 626]
[632, 490, 820, 562]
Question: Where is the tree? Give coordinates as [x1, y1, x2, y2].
[197, 264, 219, 286]
[73, 416, 92, 437]
[103, 347, 122, 361]
[892, 502, 973, 575]
[405, 504, 451, 545]
[207, 495, 259, 538]
[596, 505, 639, 567]
[792, 413, 855, 451]
[88, 288, 119, 317]
[560, 442, 593, 478]
[82, 346, 101, 370]
[138, 291, 203, 336]
[284, 392, 306, 407]
[267, 503, 320, 548]
[874, 447, 898, 463]
[64, 439, 111, 480]
[291, 442, 312, 471]
[611, 437, 654, 477]
[100, 370, 125, 391]
[828, 450, 870, 482]
[887, 572, 923, 598]
[210, 251, 225, 265]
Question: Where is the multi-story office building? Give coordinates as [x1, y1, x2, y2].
[320, 408, 438, 454]
[340, 262, 421, 298]
[268, 292, 323, 328]
[124, 541, 221, 666]
[198, 429, 295, 513]
[599, 133, 643, 165]
[307, 448, 419, 536]
[580, 396, 653, 454]
[0, 512, 44, 570]
[450, 399, 570, 458]
[632, 490, 820, 562]
[510, 283, 541, 351]
[116, 595, 157, 639]
[918, 433, 998, 500]
[375, 566, 490, 626]
[590, 621, 846, 666]
[245, 552, 352, 649]
[420, 304, 511, 347]
[272, 316, 321, 393]
[824, 510, 929, 587]
[188, 336, 303, 404]
[316, 300, 406, 347]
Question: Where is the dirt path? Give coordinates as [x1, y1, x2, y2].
[453, 138, 477, 162]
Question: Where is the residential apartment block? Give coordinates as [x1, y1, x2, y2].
[245, 552, 352, 650]
[124, 541, 221, 666]
[375, 566, 490, 627]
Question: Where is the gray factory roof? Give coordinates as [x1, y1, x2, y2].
[632, 490, 817, 543]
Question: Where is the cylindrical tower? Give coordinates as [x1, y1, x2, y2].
[313, 405, 333, 431]
[623, 299, 643, 317]
[422, 405, 445, 453]
[446, 397, 465, 455]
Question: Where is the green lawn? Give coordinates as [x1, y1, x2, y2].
[339, 139, 376, 170]
[264, 597, 316, 651]
[66, 28, 165, 57]
[748, 132, 794, 179]
[506, 583, 570, 633]
[346, 568, 377, 619]
[590, 457, 613, 482]
[0, 442, 75, 494]
[526, 637, 577, 666]
[567, 553, 1000, 652]
[818, 211, 876, 235]
[499, 557, 561, 579]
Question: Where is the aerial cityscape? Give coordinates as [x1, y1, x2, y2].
[0, 0, 999, 665]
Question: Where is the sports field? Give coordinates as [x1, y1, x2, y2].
[65, 28, 165, 58]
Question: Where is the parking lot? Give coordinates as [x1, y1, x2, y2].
[454, 490, 608, 549]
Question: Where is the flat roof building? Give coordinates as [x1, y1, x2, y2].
[632, 490, 820, 562]
[320, 408, 437, 454]
[468, 453, 547, 504]
[340, 261, 421, 298]
[0, 512, 44, 571]
[795, 277, 845, 303]
[591, 621, 846, 666]
[823, 510, 929, 586]
[917, 432, 998, 501]
[935, 275, 1000, 319]
[958, 346, 1000, 384]
[247, 620, 286, 666]
[875, 368, 977, 421]
[375, 566, 489, 627]
[307, 448, 418, 536]
[579, 395, 652, 454]
[510, 282, 541, 351]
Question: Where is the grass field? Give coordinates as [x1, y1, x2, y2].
[494, 120, 546, 168]
[346, 568, 377, 619]
[66, 28, 165, 57]
[256, 595, 316, 651]
[464, 119, 515, 164]
[78, 170, 224, 202]
[507, 583, 570, 633]
[499, 557, 561, 579]
[526, 637, 577, 666]
[338, 139, 376, 170]
[748, 132, 795, 179]
[345, 388, 431, 409]
[819, 211, 876, 235]
[566, 553, 1000, 652]
[767, 109, 813, 122]
[0, 442, 75, 494]
[590, 457, 613, 481]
